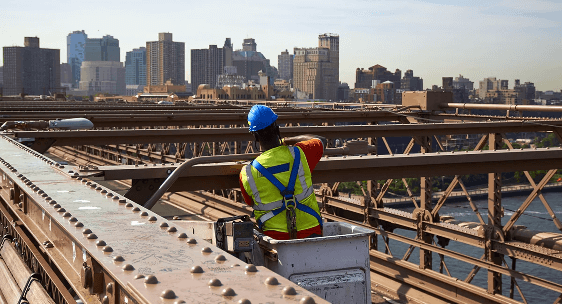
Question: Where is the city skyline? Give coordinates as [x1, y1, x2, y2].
[1, 0, 561, 91]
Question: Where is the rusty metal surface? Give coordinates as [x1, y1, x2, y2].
[0, 135, 327, 304]
[12, 120, 562, 147]
[83, 147, 562, 189]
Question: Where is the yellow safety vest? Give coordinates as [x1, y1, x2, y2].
[240, 145, 321, 233]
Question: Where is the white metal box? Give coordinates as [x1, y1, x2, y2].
[257, 222, 374, 304]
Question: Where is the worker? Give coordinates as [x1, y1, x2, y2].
[239, 105, 327, 240]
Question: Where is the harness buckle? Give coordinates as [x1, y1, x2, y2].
[284, 196, 297, 210]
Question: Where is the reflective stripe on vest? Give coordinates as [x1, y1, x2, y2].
[246, 147, 314, 211]
[247, 146, 322, 229]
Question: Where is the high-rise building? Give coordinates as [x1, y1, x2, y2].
[3, 37, 60, 96]
[231, 38, 273, 83]
[125, 47, 146, 85]
[79, 61, 126, 95]
[355, 65, 401, 89]
[84, 35, 120, 62]
[60, 63, 72, 85]
[191, 38, 232, 90]
[478, 77, 508, 99]
[293, 34, 339, 101]
[146, 33, 185, 86]
[278, 49, 293, 81]
[67, 30, 87, 88]
[514, 80, 536, 103]
[453, 75, 474, 90]
[0, 66, 3, 89]
[401, 70, 423, 91]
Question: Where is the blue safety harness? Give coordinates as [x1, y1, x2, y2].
[251, 146, 323, 230]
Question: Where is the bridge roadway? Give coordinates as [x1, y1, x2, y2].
[0, 135, 327, 304]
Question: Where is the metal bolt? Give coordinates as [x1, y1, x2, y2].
[161, 290, 176, 299]
[87, 234, 98, 240]
[167, 227, 177, 233]
[57, 208, 66, 213]
[245, 264, 257, 273]
[190, 266, 203, 273]
[123, 264, 135, 271]
[96, 240, 107, 246]
[208, 278, 222, 287]
[106, 283, 114, 294]
[264, 277, 279, 285]
[173, 216, 180, 220]
[215, 255, 227, 262]
[125, 202, 133, 207]
[113, 256, 125, 262]
[144, 275, 158, 284]
[62, 212, 71, 217]
[132, 207, 140, 212]
[238, 299, 251, 304]
[221, 288, 236, 297]
[75, 222, 84, 228]
[159, 222, 169, 228]
[201, 247, 212, 254]
[282, 286, 297, 296]
[140, 211, 148, 217]
[134, 274, 144, 279]
[102, 246, 113, 253]
[300, 296, 315, 304]
[186, 238, 197, 244]
[148, 216, 157, 222]
[53, 204, 61, 208]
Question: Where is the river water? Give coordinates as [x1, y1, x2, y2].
[390, 193, 562, 303]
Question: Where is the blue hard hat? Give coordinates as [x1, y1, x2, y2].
[247, 105, 278, 132]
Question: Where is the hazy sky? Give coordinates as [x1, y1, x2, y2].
[1, 0, 561, 91]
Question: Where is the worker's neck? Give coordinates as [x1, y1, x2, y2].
[260, 139, 281, 152]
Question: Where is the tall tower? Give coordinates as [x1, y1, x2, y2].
[67, 30, 87, 88]
[146, 33, 185, 86]
[278, 49, 293, 81]
[84, 35, 120, 62]
[293, 34, 339, 101]
[125, 47, 146, 85]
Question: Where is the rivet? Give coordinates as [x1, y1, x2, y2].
[86, 181, 91, 185]
[201, 247, 212, 253]
[101, 296, 109, 304]
[144, 275, 158, 284]
[134, 274, 144, 279]
[221, 287, 236, 297]
[177, 233, 187, 238]
[90, 184, 96, 188]
[113, 256, 125, 262]
[41, 193, 49, 198]
[173, 216, 180, 220]
[167, 227, 177, 233]
[106, 283, 114, 294]
[69, 217, 78, 222]
[161, 290, 176, 299]
[96, 186, 103, 191]
[122, 264, 135, 271]
[231, 264, 240, 268]
[96, 240, 107, 246]
[208, 278, 222, 287]
[75, 222, 84, 227]
[49, 200, 57, 205]
[118, 199, 126, 204]
[140, 211, 148, 217]
[245, 264, 257, 273]
[300, 296, 315, 304]
[82, 228, 92, 234]
[175, 301, 186, 304]
[63, 212, 71, 217]
[45, 197, 52, 201]
[57, 208, 66, 213]
[238, 299, 251, 304]
[101, 190, 107, 194]
[53, 204, 61, 208]
[265, 277, 279, 285]
[132, 207, 140, 212]
[282, 286, 297, 295]
[215, 255, 227, 261]
[148, 216, 157, 221]
[112, 196, 119, 201]
[87, 233, 98, 240]
[125, 202, 133, 207]
[106, 193, 113, 197]
[186, 238, 197, 244]
[37, 190, 45, 194]
[190, 265, 203, 273]
[102, 246, 113, 252]
[160, 222, 169, 228]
